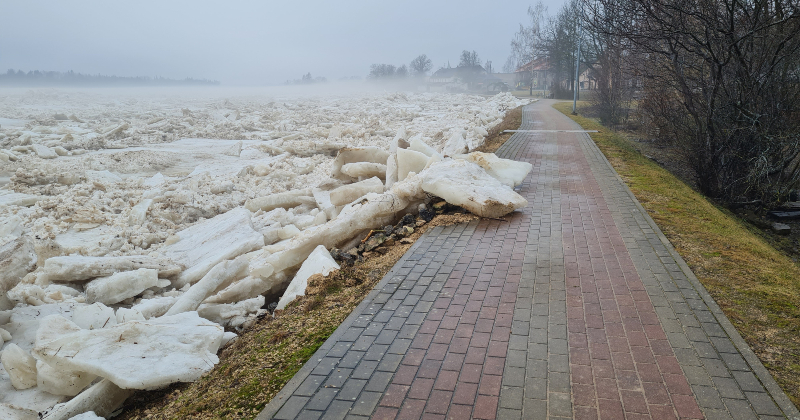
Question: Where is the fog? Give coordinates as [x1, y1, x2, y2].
[0, 0, 565, 85]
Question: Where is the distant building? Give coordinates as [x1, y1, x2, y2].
[515, 58, 553, 90]
[428, 65, 487, 92]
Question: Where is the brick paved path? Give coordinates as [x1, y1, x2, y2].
[259, 100, 799, 420]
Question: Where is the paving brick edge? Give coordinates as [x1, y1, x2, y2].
[256, 226, 444, 420]
[572, 127, 800, 420]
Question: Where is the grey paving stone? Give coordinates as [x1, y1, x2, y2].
[364, 371, 393, 392]
[305, 388, 338, 411]
[336, 379, 367, 402]
[320, 400, 352, 420]
[744, 391, 782, 416]
[274, 396, 311, 420]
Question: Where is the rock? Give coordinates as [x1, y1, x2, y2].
[73, 303, 117, 330]
[84, 268, 159, 305]
[453, 152, 532, 187]
[329, 177, 385, 206]
[341, 162, 387, 179]
[331, 147, 391, 181]
[44, 255, 181, 282]
[1, 343, 38, 390]
[432, 201, 447, 213]
[165, 255, 249, 316]
[1, 236, 37, 295]
[32, 144, 58, 159]
[420, 159, 528, 218]
[197, 295, 265, 327]
[418, 203, 435, 222]
[276, 245, 340, 310]
[395, 225, 414, 237]
[128, 199, 153, 226]
[363, 233, 387, 252]
[244, 189, 313, 212]
[161, 207, 264, 288]
[37, 359, 96, 396]
[32, 312, 225, 390]
[772, 222, 791, 235]
[397, 148, 431, 182]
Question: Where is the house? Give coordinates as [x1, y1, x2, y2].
[428, 65, 487, 92]
[515, 58, 553, 90]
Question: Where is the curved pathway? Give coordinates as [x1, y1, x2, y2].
[259, 100, 799, 420]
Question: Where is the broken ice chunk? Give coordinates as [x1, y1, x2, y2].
[115, 307, 146, 323]
[245, 189, 313, 212]
[0, 235, 37, 295]
[165, 255, 249, 316]
[0, 403, 38, 420]
[329, 177, 385, 206]
[131, 296, 178, 319]
[223, 140, 242, 157]
[36, 359, 97, 396]
[128, 199, 153, 226]
[85, 170, 122, 184]
[420, 159, 528, 218]
[44, 255, 181, 282]
[32, 312, 224, 390]
[397, 148, 430, 182]
[72, 303, 117, 330]
[32, 144, 58, 159]
[453, 152, 532, 187]
[340, 162, 387, 180]
[276, 245, 340, 310]
[0, 191, 42, 207]
[84, 268, 159, 305]
[385, 153, 398, 189]
[331, 147, 390, 181]
[160, 207, 264, 287]
[409, 135, 441, 158]
[197, 295, 265, 327]
[1, 343, 38, 390]
[441, 130, 468, 156]
[66, 412, 105, 420]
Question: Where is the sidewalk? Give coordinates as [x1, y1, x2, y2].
[258, 100, 799, 420]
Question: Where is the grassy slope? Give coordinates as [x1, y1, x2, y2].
[553, 101, 800, 407]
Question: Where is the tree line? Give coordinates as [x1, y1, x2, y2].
[508, 0, 800, 206]
[0, 69, 220, 87]
[368, 51, 493, 80]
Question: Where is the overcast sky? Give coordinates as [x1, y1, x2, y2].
[0, 0, 566, 85]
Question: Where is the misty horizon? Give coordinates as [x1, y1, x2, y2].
[0, 0, 566, 86]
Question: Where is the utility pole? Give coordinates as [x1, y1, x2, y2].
[572, 15, 583, 114]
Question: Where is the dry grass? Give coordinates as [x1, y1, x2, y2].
[554, 101, 800, 408]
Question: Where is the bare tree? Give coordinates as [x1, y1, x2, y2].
[410, 54, 433, 77]
[368, 64, 396, 79]
[458, 50, 481, 67]
[484, 60, 493, 74]
[396, 65, 408, 78]
[505, 3, 548, 73]
[584, 0, 800, 204]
